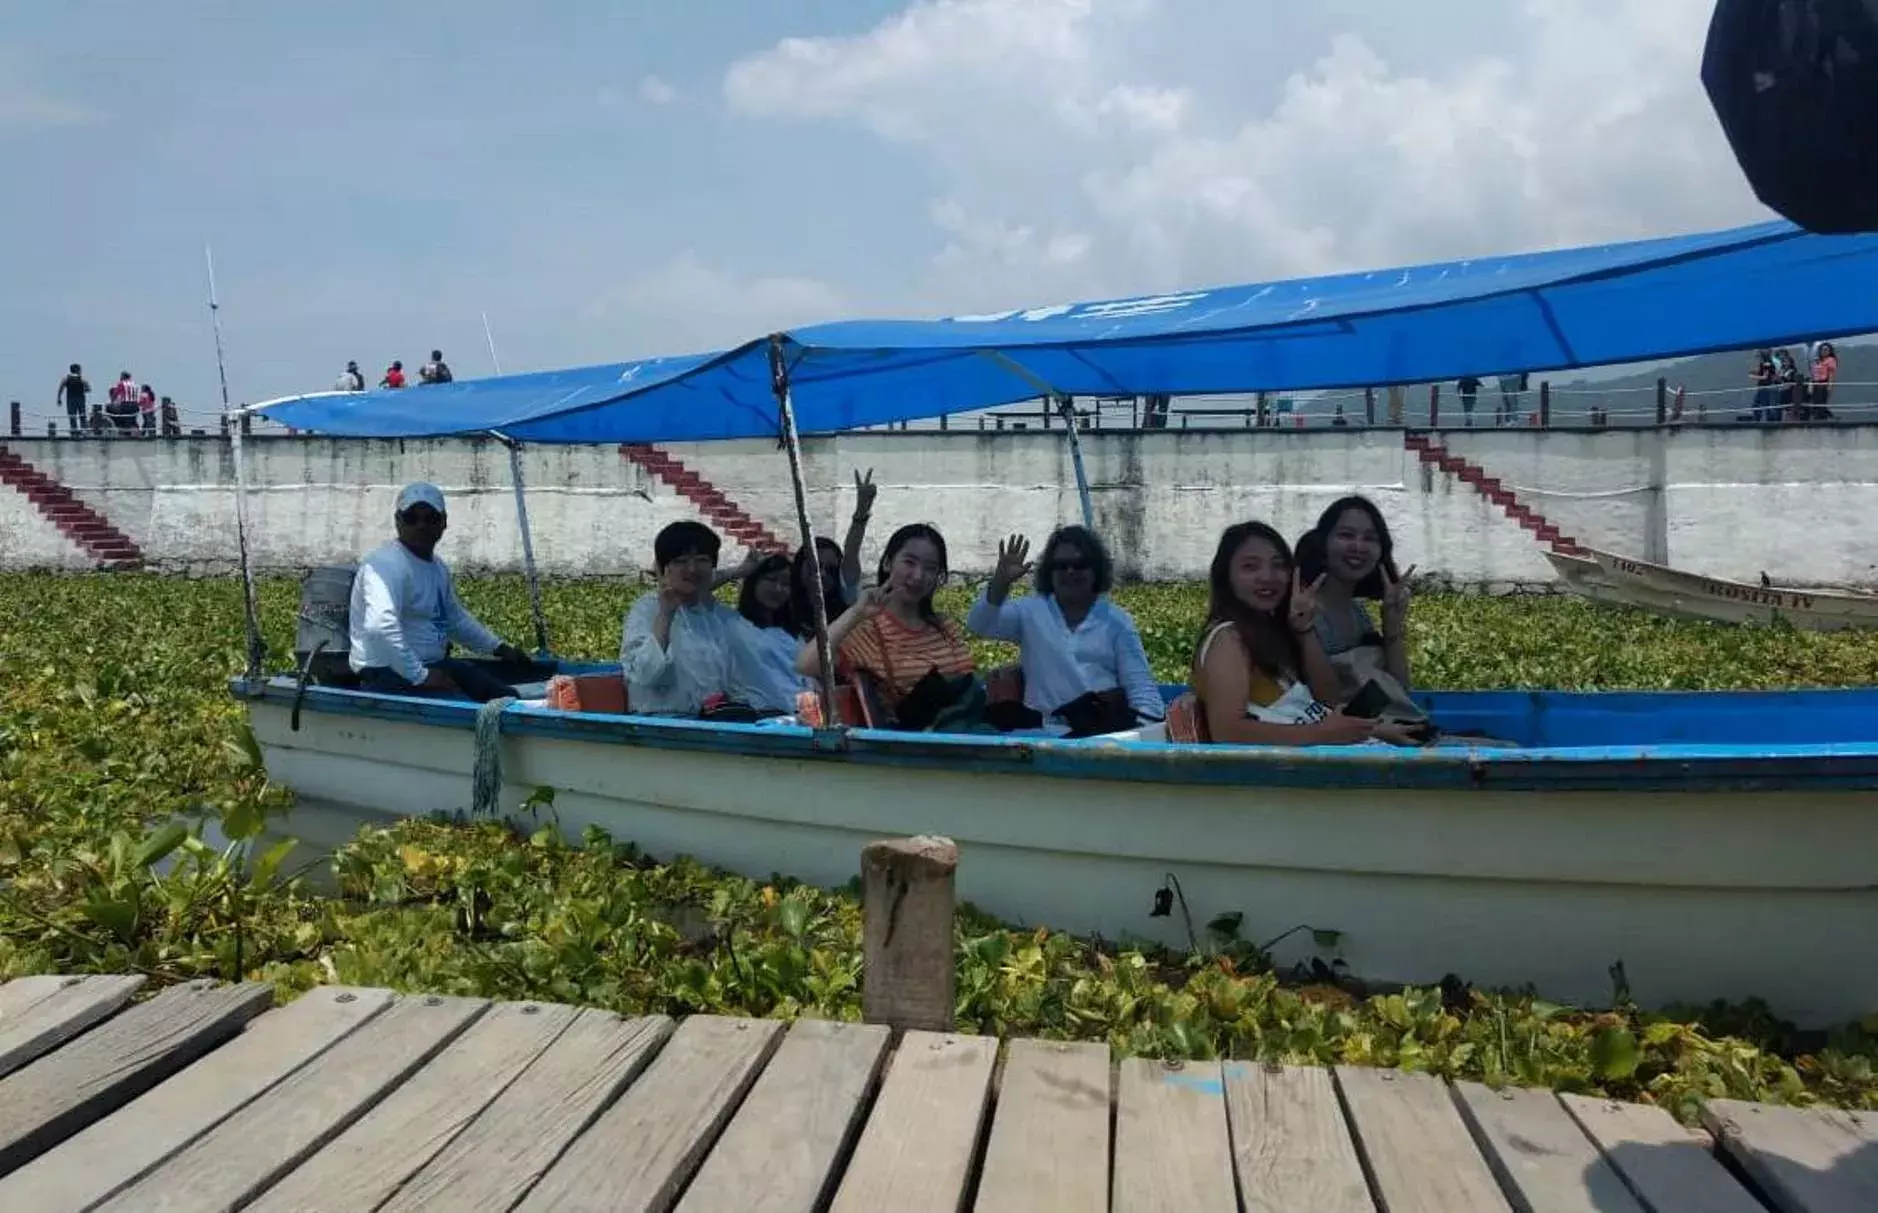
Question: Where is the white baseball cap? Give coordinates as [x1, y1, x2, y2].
[395, 483, 446, 515]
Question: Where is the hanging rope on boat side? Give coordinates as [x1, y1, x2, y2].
[471, 696, 518, 818]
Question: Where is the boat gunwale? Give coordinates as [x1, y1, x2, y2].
[236, 677, 1878, 793]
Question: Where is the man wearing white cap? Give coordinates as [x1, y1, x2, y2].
[348, 482, 530, 701]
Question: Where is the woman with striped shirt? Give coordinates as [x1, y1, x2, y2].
[796, 523, 976, 724]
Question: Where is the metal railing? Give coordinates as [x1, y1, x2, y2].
[9, 379, 1874, 441]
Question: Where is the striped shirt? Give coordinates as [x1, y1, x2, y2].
[837, 611, 975, 709]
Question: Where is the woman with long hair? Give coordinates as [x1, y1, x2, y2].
[796, 522, 978, 728]
[1293, 495, 1416, 710]
[737, 551, 815, 706]
[716, 468, 877, 629]
[1190, 521, 1413, 746]
[966, 524, 1162, 735]
[1809, 341, 1839, 420]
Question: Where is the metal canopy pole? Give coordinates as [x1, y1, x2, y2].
[769, 335, 843, 725]
[490, 432, 551, 656]
[1054, 393, 1095, 531]
[975, 349, 1095, 531]
[479, 321, 550, 657]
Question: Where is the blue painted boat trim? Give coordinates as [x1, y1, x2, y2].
[233, 676, 1878, 793]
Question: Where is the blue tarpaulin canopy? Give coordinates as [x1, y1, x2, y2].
[253, 219, 1878, 443]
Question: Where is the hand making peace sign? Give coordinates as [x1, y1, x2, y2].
[1288, 567, 1327, 633]
[1381, 563, 1417, 634]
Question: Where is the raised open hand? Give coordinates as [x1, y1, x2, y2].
[1288, 567, 1327, 633]
[993, 534, 1033, 586]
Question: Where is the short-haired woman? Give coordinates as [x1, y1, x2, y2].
[966, 525, 1163, 735]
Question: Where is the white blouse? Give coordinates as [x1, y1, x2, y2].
[965, 590, 1164, 720]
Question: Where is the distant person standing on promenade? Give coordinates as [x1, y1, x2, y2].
[57, 364, 90, 435]
[1457, 375, 1481, 426]
[1496, 373, 1527, 426]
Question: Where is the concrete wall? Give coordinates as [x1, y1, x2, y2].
[0, 488, 95, 571]
[2, 426, 1875, 586]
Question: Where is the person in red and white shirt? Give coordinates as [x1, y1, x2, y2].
[106, 372, 140, 434]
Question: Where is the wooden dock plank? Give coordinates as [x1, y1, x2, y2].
[1224, 1061, 1374, 1213]
[0, 979, 271, 1178]
[0, 986, 394, 1213]
[1335, 1067, 1511, 1213]
[972, 1038, 1111, 1213]
[382, 1011, 674, 1213]
[0, 975, 144, 1080]
[517, 1014, 783, 1213]
[94, 992, 487, 1212]
[828, 1031, 998, 1213]
[1113, 1057, 1238, 1213]
[1453, 1082, 1643, 1213]
[248, 999, 579, 1213]
[1703, 1099, 1878, 1213]
[677, 1018, 891, 1213]
[1559, 1093, 1766, 1213]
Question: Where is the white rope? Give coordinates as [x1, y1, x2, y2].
[471, 696, 517, 818]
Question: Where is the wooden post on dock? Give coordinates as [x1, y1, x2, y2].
[860, 835, 957, 1033]
[8, 401, 18, 437]
[1428, 383, 1441, 428]
[1539, 380, 1551, 427]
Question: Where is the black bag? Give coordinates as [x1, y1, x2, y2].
[1704, 0, 1878, 232]
[892, 668, 975, 731]
[1057, 689, 1139, 738]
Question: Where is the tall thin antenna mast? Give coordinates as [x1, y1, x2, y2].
[207, 246, 265, 680]
[481, 311, 503, 375]
[206, 247, 234, 414]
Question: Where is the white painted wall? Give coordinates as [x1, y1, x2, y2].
[3, 426, 1875, 586]
[0, 488, 96, 571]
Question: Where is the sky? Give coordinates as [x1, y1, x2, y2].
[0, 0, 1773, 419]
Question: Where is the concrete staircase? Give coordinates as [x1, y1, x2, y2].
[0, 445, 143, 569]
[619, 444, 788, 552]
[1404, 432, 1584, 556]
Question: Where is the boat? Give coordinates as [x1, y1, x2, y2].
[237, 672, 1878, 1027]
[1545, 545, 1878, 630]
[233, 220, 1878, 1028]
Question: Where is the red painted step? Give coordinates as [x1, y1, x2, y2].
[620, 443, 788, 552]
[1405, 431, 1582, 555]
[0, 443, 145, 569]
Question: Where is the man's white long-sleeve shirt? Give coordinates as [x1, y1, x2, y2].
[620, 595, 785, 716]
[965, 589, 1165, 720]
[348, 541, 502, 683]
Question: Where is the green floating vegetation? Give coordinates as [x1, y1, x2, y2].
[0, 570, 1873, 1122]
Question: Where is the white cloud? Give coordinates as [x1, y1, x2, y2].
[582, 251, 850, 349]
[0, 56, 96, 133]
[638, 75, 678, 107]
[723, 0, 1769, 310]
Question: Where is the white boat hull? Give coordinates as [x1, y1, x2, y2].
[1548, 546, 1878, 630]
[247, 693, 1878, 1027]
